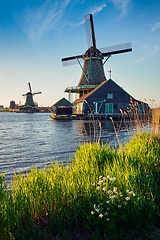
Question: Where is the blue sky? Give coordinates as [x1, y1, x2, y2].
[0, 0, 160, 108]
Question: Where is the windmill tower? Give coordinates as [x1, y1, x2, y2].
[62, 14, 132, 100]
[22, 82, 42, 107]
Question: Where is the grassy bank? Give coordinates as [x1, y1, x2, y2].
[1, 132, 160, 239]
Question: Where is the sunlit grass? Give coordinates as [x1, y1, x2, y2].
[1, 130, 160, 239]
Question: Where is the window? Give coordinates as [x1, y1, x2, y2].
[139, 104, 144, 113]
[108, 93, 113, 99]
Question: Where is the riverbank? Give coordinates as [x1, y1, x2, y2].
[1, 131, 160, 239]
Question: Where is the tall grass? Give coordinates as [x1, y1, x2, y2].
[1, 130, 160, 239]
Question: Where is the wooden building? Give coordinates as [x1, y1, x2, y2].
[74, 78, 148, 116]
[52, 98, 74, 115]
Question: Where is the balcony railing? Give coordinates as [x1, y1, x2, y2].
[65, 85, 98, 92]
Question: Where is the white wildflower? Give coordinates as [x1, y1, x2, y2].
[113, 187, 117, 192]
[125, 197, 130, 201]
[103, 187, 106, 191]
[110, 177, 116, 181]
[97, 186, 100, 190]
[103, 177, 106, 180]
[98, 180, 103, 184]
[129, 191, 135, 196]
[99, 176, 102, 178]
[107, 175, 110, 178]
[103, 182, 106, 185]
[126, 190, 130, 193]
[118, 205, 121, 208]
[99, 213, 103, 218]
[110, 195, 117, 199]
[108, 190, 112, 194]
[95, 208, 100, 212]
[91, 211, 95, 215]
[106, 200, 110, 204]
[93, 182, 95, 186]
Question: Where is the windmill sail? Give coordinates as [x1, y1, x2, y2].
[85, 14, 96, 48]
[28, 82, 32, 93]
[33, 91, 42, 95]
[100, 42, 132, 56]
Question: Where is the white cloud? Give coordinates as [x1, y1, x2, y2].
[151, 22, 160, 32]
[72, 19, 85, 27]
[109, 0, 130, 14]
[20, 0, 71, 45]
[72, 3, 107, 27]
[91, 3, 107, 15]
[135, 46, 159, 63]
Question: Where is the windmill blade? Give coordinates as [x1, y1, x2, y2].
[89, 14, 96, 48]
[22, 94, 27, 96]
[84, 14, 92, 48]
[62, 54, 83, 62]
[62, 54, 83, 66]
[84, 14, 96, 48]
[100, 42, 132, 57]
[62, 58, 84, 66]
[28, 82, 32, 93]
[33, 91, 42, 95]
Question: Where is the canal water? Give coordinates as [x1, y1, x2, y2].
[0, 112, 146, 184]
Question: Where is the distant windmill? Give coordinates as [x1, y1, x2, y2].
[22, 82, 42, 107]
[62, 14, 132, 98]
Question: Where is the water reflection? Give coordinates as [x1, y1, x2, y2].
[76, 118, 150, 147]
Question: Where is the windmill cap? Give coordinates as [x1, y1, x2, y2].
[83, 46, 103, 60]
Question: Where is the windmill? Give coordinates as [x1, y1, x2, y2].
[22, 82, 42, 107]
[62, 14, 132, 99]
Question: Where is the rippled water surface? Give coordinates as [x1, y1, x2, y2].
[0, 112, 143, 183]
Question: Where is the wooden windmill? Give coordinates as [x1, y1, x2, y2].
[22, 82, 42, 107]
[62, 14, 132, 99]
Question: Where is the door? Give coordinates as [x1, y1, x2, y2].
[105, 103, 113, 114]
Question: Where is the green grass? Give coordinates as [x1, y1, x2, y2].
[1, 132, 160, 239]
